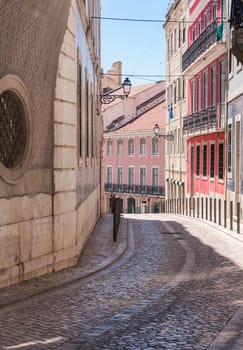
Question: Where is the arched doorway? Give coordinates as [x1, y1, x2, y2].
[127, 197, 135, 213]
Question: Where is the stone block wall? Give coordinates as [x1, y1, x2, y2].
[0, 0, 101, 288]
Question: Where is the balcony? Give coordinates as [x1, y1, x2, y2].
[183, 104, 225, 135]
[182, 22, 220, 71]
[104, 183, 165, 197]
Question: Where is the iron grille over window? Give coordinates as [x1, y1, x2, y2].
[0, 91, 26, 169]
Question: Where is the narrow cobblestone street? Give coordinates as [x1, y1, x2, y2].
[1, 214, 243, 350]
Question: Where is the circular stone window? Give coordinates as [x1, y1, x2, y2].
[0, 75, 32, 184]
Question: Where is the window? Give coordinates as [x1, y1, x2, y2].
[140, 137, 146, 155]
[182, 77, 185, 99]
[220, 60, 225, 104]
[85, 70, 89, 158]
[170, 84, 173, 105]
[128, 167, 134, 187]
[77, 63, 82, 157]
[218, 143, 224, 180]
[107, 166, 112, 184]
[167, 87, 170, 105]
[182, 19, 186, 43]
[0, 75, 32, 183]
[197, 75, 201, 111]
[117, 138, 123, 155]
[196, 144, 200, 176]
[198, 19, 202, 35]
[91, 91, 94, 158]
[167, 39, 170, 60]
[227, 123, 232, 173]
[152, 137, 159, 155]
[191, 80, 195, 113]
[210, 143, 215, 178]
[171, 33, 173, 55]
[177, 78, 181, 101]
[177, 127, 180, 153]
[140, 167, 146, 187]
[213, 2, 217, 21]
[203, 70, 208, 108]
[0, 91, 26, 169]
[192, 26, 196, 42]
[128, 138, 134, 155]
[203, 144, 208, 177]
[211, 65, 216, 107]
[107, 138, 112, 155]
[173, 81, 177, 105]
[152, 167, 159, 188]
[117, 167, 123, 186]
[178, 23, 181, 48]
[173, 128, 177, 154]
[174, 28, 177, 52]
[205, 9, 210, 28]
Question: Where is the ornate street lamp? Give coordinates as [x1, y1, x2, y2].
[100, 77, 132, 105]
[153, 123, 174, 141]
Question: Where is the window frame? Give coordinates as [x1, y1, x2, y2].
[107, 138, 113, 156]
[128, 137, 134, 156]
[196, 144, 200, 176]
[117, 138, 123, 156]
[152, 136, 159, 155]
[203, 143, 208, 178]
[128, 166, 135, 187]
[218, 142, 224, 180]
[210, 142, 215, 179]
[140, 166, 146, 187]
[140, 137, 146, 155]
[107, 166, 112, 184]
[152, 167, 159, 188]
[227, 122, 232, 175]
[117, 166, 123, 186]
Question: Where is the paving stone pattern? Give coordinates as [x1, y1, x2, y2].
[0, 214, 243, 349]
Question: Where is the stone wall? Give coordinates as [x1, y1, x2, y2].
[0, 0, 102, 288]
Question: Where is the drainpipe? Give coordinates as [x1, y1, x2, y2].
[224, 0, 229, 207]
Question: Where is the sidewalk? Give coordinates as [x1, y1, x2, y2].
[0, 214, 128, 309]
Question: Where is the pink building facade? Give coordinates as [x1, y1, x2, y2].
[103, 81, 167, 213]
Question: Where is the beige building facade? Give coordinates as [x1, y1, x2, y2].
[164, 0, 189, 208]
[0, 0, 102, 288]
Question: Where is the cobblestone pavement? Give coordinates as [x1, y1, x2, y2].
[1, 214, 243, 349]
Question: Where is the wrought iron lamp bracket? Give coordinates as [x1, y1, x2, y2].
[100, 94, 125, 105]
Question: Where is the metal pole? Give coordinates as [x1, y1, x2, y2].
[210, 197, 212, 221]
[201, 197, 204, 219]
[224, 199, 227, 228]
[230, 200, 233, 231]
[206, 197, 208, 220]
[214, 198, 216, 223]
[237, 202, 240, 234]
[219, 199, 221, 226]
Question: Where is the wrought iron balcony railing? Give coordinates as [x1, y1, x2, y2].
[183, 104, 225, 135]
[104, 183, 165, 196]
[182, 22, 219, 71]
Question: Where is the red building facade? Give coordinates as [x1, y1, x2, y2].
[182, 0, 226, 200]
